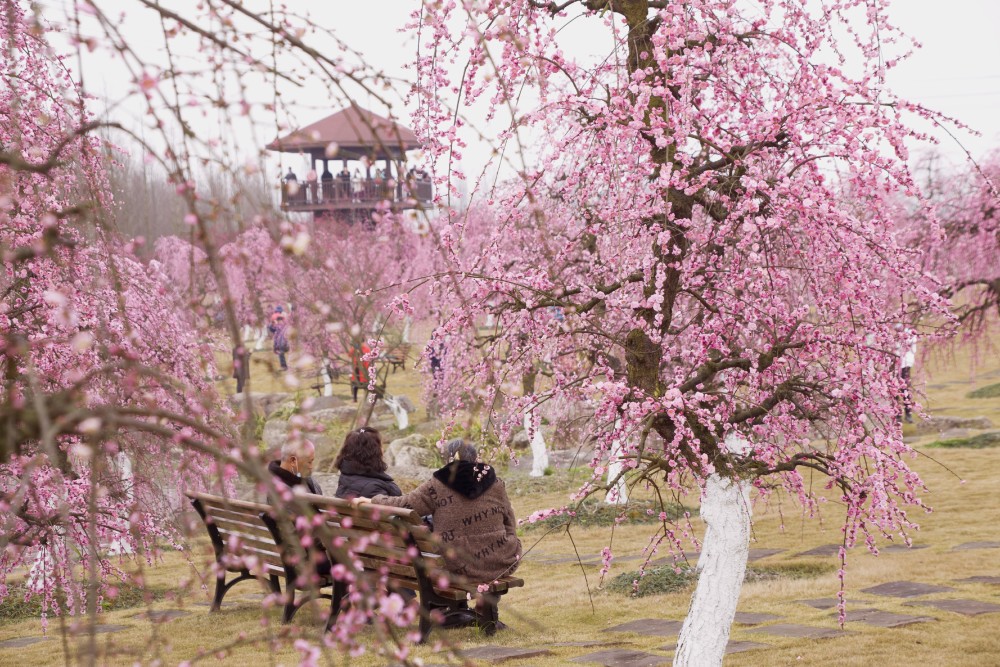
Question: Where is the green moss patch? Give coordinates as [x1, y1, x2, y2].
[928, 431, 1000, 449]
[0, 583, 164, 623]
[967, 382, 1000, 399]
[606, 560, 833, 598]
[522, 498, 688, 532]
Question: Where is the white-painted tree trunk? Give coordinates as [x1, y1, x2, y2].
[401, 316, 412, 343]
[524, 411, 549, 477]
[322, 365, 334, 397]
[674, 434, 752, 667]
[604, 418, 628, 504]
[383, 395, 409, 430]
[107, 452, 135, 556]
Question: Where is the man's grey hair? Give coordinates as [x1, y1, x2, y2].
[281, 439, 314, 461]
[444, 438, 477, 462]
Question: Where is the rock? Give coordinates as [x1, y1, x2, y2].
[300, 395, 347, 413]
[388, 464, 434, 484]
[392, 445, 437, 468]
[916, 416, 994, 434]
[395, 395, 418, 413]
[386, 434, 432, 467]
[511, 426, 555, 449]
[309, 406, 361, 424]
[938, 428, 970, 440]
[261, 420, 289, 449]
[310, 472, 340, 495]
[369, 415, 397, 432]
[413, 419, 444, 437]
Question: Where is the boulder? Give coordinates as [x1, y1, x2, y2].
[392, 445, 437, 468]
[386, 434, 433, 467]
[388, 464, 434, 485]
[511, 425, 555, 449]
[309, 406, 361, 424]
[916, 416, 994, 435]
[261, 419, 289, 449]
[300, 395, 347, 413]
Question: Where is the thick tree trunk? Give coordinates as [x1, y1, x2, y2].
[674, 435, 752, 667]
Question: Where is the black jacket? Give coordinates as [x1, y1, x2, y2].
[267, 460, 323, 496]
[334, 460, 402, 500]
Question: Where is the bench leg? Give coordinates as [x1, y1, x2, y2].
[282, 589, 298, 624]
[211, 573, 226, 612]
[475, 595, 501, 635]
[268, 575, 281, 595]
[324, 579, 348, 632]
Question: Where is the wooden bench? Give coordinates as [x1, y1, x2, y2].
[383, 343, 411, 374]
[186, 491, 523, 641]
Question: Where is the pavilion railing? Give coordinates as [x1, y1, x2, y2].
[280, 178, 433, 208]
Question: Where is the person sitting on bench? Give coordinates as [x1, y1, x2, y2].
[267, 439, 329, 576]
[355, 439, 521, 628]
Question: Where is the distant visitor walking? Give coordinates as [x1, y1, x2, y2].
[269, 306, 290, 371]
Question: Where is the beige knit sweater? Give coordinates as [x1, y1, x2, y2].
[371, 461, 521, 584]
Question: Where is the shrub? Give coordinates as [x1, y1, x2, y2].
[606, 560, 833, 598]
[0, 583, 164, 622]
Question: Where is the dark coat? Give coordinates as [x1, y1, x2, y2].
[371, 461, 521, 584]
[334, 461, 401, 500]
[267, 460, 323, 496]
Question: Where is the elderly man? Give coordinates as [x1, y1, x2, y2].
[267, 439, 323, 496]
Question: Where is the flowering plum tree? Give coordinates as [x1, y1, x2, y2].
[410, 1, 953, 662]
[0, 1, 232, 635]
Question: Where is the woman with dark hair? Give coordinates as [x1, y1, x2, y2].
[333, 426, 402, 500]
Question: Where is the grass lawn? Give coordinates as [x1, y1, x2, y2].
[3, 336, 999, 665]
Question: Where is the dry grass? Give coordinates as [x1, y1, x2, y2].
[3, 338, 1000, 666]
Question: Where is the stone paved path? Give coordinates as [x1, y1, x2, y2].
[904, 599, 1000, 616]
[862, 581, 956, 597]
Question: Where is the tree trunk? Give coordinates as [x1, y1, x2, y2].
[525, 411, 548, 477]
[674, 435, 752, 666]
[604, 417, 628, 504]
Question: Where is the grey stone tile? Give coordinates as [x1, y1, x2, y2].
[726, 641, 771, 654]
[63, 624, 130, 635]
[795, 544, 842, 557]
[837, 608, 935, 628]
[904, 599, 1000, 616]
[861, 581, 956, 598]
[746, 623, 851, 639]
[460, 646, 552, 662]
[0, 636, 51, 648]
[748, 548, 785, 561]
[798, 598, 840, 610]
[879, 544, 928, 553]
[952, 541, 1000, 551]
[130, 609, 193, 622]
[603, 618, 683, 636]
[733, 612, 783, 625]
[571, 648, 670, 666]
[955, 576, 1000, 585]
[658, 641, 769, 655]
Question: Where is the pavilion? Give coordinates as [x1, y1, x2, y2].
[266, 106, 431, 220]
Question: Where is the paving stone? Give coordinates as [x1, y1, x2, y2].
[746, 623, 851, 639]
[798, 598, 840, 610]
[658, 640, 768, 655]
[571, 648, 670, 666]
[879, 544, 928, 553]
[0, 636, 51, 648]
[131, 609, 192, 622]
[904, 599, 1000, 616]
[795, 544, 842, 557]
[861, 581, 956, 598]
[549, 641, 621, 648]
[837, 608, 935, 628]
[603, 618, 683, 636]
[63, 624, 130, 635]
[459, 646, 552, 662]
[726, 641, 771, 654]
[748, 548, 785, 561]
[952, 541, 1000, 551]
[733, 612, 783, 625]
[955, 576, 1000, 585]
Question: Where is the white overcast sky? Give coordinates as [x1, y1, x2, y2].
[53, 1, 1000, 175]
